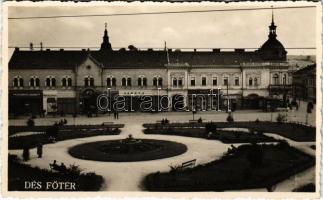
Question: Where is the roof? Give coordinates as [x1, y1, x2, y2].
[9, 48, 279, 70]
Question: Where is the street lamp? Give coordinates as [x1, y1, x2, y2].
[107, 87, 111, 116]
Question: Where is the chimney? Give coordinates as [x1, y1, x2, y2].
[212, 48, 220, 53]
[40, 42, 43, 51]
[194, 49, 197, 52]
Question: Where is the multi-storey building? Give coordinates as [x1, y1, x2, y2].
[9, 16, 293, 116]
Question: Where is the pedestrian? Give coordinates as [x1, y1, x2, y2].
[37, 142, 43, 158]
[22, 147, 30, 161]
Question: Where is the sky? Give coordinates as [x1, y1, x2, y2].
[7, 2, 318, 56]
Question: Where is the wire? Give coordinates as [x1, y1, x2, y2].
[8, 5, 316, 20]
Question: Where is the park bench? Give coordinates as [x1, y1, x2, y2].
[181, 159, 197, 169]
[101, 122, 114, 126]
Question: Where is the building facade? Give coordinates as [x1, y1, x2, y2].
[9, 16, 293, 116]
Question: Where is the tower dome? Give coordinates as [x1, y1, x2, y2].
[259, 10, 287, 61]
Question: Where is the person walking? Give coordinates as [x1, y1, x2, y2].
[37, 142, 43, 158]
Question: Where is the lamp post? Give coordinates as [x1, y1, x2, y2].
[217, 88, 221, 111]
[107, 87, 111, 116]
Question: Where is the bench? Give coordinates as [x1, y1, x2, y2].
[181, 159, 196, 169]
[101, 122, 114, 126]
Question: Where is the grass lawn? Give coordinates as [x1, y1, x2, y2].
[144, 128, 277, 143]
[68, 139, 187, 162]
[8, 155, 104, 191]
[143, 121, 315, 142]
[9, 129, 121, 150]
[144, 143, 315, 191]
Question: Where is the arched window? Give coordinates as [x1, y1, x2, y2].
[46, 78, 51, 87]
[273, 74, 279, 85]
[138, 77, 142, 86]
[107, 77, 111, 87]
[51, 78, 56, 87]
[67, 78, 72, 87]
[143, 77, 147, 86]
[35, 78, 40, 87]
[283, 74, 287, 85]
[13, 78, 19, 87]
[153, 77, 158, 86]
[249, 78, 253, 86]
[62, 78, 67, 87]
[19, 78, 24, 87]
[254, 78, 258, 86]
[122, 78, 126, 86]
[30, 78, 35, 87]
[112, 78, 116, 86]
[90, 78, 94, 86]
[127, 78, 131, 86]
[158, 77, 163, 86]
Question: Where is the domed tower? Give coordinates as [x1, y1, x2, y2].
[100, 23, 112, 51]
[259, 10, 287, 61]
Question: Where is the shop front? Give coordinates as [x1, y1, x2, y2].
[9, 90, 43, 117]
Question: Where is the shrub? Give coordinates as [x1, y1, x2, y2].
[247, 143, 263, 167]
[205, 123, 217, 134]
[226, 113, 234, 123]
[276, 113, 287, 123]
[26, 118, 35, 127]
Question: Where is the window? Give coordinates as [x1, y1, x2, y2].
[137, 77, 142, 86]
[282, 74, 287, 85]
[223, 77, 228, 86]
[84, 76, 93, 87]
[30, 78, 35, 87]
[90, 78, 94, 86]
[143, 77, 147, 86]
[35, 78, 40, 87]
[273, 74, 279, 85]
[191, 77, 195, 86]
[107, 77, 111, 87]
[173, 78, 177, 87]
[13, 78, 19, 87]
[254, 78, 258, 86]
[127, 78, 131, 86]
[52, 78, 56, 87]
[249, 78, 253, 86]
[62, 78, 67, 87]
[158, 78, 163, 86]
[202, 77, 207, 86]
[122, 78, 126, 86]
[112, 78, 116, 86]
[178, 78, 183, 86]
[19, 78, 24, 87]
[213, 77, 217, 86]
[153, 77, 158, 86]
[234, 77, 239, 86]
[46, 78, 51, 87]
[67, 78, 72, 87]
[29, 76, 40, 87]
